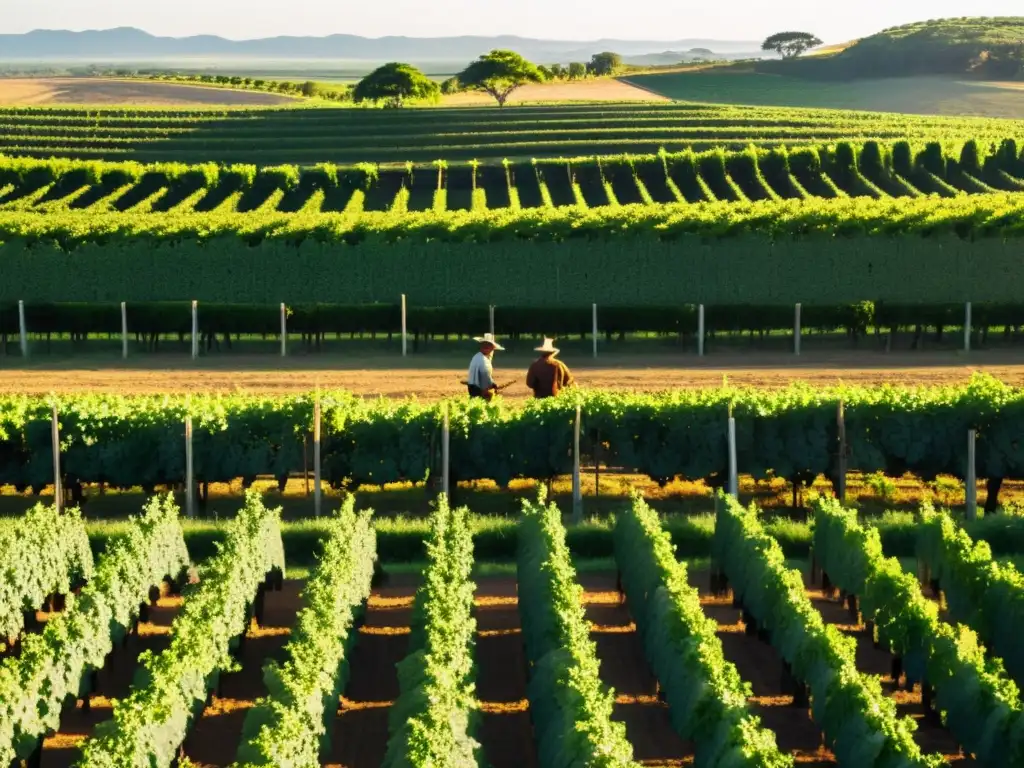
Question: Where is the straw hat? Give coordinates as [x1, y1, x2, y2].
[535, 338, 559, 354]
[473, 333, 505, 350]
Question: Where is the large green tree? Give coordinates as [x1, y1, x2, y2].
[458, 49, 544, 107]
[588, 52, 623, 76]
[353, 62, 440, 106]
[761, 31, 823, 59]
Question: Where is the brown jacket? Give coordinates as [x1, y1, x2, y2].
[526, 356, 574, 398]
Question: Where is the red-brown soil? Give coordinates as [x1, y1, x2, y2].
[183, 579, 304, 767]
[474, 576, 536, 768]
[324, 574, 418, 768]
[579, 572, 692, 766]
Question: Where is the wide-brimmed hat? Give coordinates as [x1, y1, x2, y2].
[535, 338, 559, 354]
[473, 333, 505, 351]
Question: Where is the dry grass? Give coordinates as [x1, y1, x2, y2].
[441, 78, 670, 105]
[0, 78, 295, 106]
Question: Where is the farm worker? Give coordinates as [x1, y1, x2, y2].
[526, 338, 575, 399]
[467, 333, 504, 401]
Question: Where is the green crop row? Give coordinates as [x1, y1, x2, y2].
[382, 496, 481, 766]
[77, 490, 284, 768]
[518, 489, 638, 767]
[0, 502, 92, 641]
[812, 496, 1023, 766]
[714, 495, 943, 767]
[4, 375, 1024, 504]
[614, 496, 790, 767]
[235, 498, 376, 767]
[0, 495, 189, 766]
[917, 504, 1024, 693]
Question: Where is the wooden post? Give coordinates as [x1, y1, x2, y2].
[190, 300, 198, 361]
[573, 404, 583, 521]
[489, 305, 495, 336]
[314, 394, 322, 517]
[964, 302, 972, 353]
[51, 404, 62, 513]
[185, 414, 194, 519]
[280, 303, 287, 358]
[794, 303, 802, 356]
[18, 300, 27, 357]
[594, 429, 601, 500]
[442, 404, 450, 498]
[121, 302, 128, 360]
[966, 429, 977, 521]
[592, 304, 598, 359]
[698, 304, 705, 357]
[401, 294, 408, 357]
[837, 400, 847, 503]
[727, 416, 738, 498]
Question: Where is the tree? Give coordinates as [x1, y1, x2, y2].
[440, 76, 461, 95]
[588, 52, 623, 76]
[458, 49, 544, 107]
[353, 62, 440, 106]
[300, 80, 321, 98]
[568, 62, 587, 80]
[549, 63, 567, 79]
[761, 32, 823, 59]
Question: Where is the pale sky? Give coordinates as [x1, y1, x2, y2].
[3, 0, 1020, 43]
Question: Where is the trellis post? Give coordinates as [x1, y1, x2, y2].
[573, 403, 583, 521]
[727, 414, 738, 498]
[401, 294, 408, 358]
[698, 304, 705, 357]
[280, 303, 287, 358]
[837, 400, 847, 502]
[121, 302, 128, 360]
[966, 429, 977, 521]
[794, 303, 802, 356]
[314, 392, 322, 517]
[191, 300, 198, 360]
[964, 302, 972, 353]
[442, 403, 450, 498]
[52, 404, 62, 513]
[185, 413, 194, 518]
[18, 300, 27, 357]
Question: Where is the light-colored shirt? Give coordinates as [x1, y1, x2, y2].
[467, 351, 495, 390]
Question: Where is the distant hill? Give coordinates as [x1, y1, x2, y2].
[0, 27, 761, 64]
[622, 49, 764, 66]
[762, 17, 1024, 79]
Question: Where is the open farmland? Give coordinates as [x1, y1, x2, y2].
[2, 101, 1023, 164]
[622, 72, 1024, 119]
[0, 77, 297, 107]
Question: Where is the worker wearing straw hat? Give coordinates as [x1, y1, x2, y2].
[526, 338, 575, 399]
[467, 333, 505, 401]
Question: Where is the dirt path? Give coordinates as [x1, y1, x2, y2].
[807, 585, 974, 764]
[473, 576, 536, 768]
[41, 588, 182, 767]
[579, 572, 691, 765]
[3, 350, 1024, 397]
[324, 575, 417, 768]
[689, 568, 834, 767]
[183, 579, 304, 766]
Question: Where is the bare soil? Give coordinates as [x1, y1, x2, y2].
[324, 574, 418, 768]
[183, 580, 304, 767]
[442, 78, 670, 106]
[0, 78, 295, 106]
[41, 588, 183, 768]
[579, 572, 692, 765]
[474, 576, 536, 768]
[3, 350, 1022, 398]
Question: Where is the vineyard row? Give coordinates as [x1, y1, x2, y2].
[3, 139, 1024, 216]
[1, 377, 1021, 505]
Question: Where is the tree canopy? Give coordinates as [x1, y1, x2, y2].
[761, 31, 823, 59]
[588, 52, 623, 76]
[353, 62, 440, 106]
[458, 49, 544, 107]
